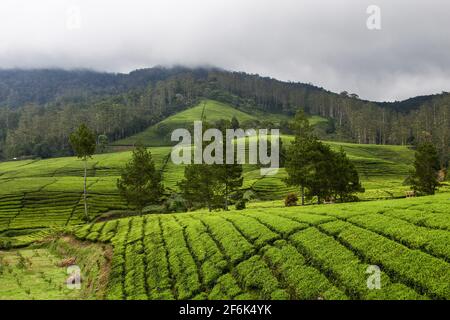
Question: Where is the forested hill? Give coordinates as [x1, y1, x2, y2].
[0, 67, 448, 166]
[0, 67, 211, 108]
[0, 67, 448, 111]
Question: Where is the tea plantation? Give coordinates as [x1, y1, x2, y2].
[69, 193, 450, 300]
[0, 136, 428, 233]
[0, 100, 449, 300]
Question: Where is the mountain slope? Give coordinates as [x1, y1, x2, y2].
[114, 99, 291, 146]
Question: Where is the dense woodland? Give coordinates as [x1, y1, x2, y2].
[0, 67, 448, 166]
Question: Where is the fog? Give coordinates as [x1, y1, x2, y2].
[1, 0, 449, 101]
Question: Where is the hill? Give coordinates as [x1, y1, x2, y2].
[0, 67, 209, 108]
[114, 99, 327, 146]
[1, 67, 448, 165]
[115, 100, 264, 146]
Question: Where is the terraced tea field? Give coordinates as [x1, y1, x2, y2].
[69, 193, 450, 300]
[0, 98, 448, 300]
[2, 133, 448, 233]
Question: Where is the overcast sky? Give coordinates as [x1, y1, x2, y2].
[0, 0, 449, 101]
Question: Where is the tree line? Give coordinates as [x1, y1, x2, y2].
[0, 68, 448, 169]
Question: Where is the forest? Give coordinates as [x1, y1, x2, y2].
[0, 67, 448, 166]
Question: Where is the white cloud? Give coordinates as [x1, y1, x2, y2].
[0, 0, 449, 101]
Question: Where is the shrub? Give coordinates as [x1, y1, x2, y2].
[235, 199, 246, 210]
[163, 193, 188, 213]
[284, 193, 298, 207]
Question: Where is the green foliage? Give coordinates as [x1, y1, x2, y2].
[285, 110, 315, 205]
[286, 112, 364, 204]
[178, 123, 244, 211]
[69, 124, 96, 220]
[0, 135, 446, 232]
[178, 164, 219, 211]
[97, 135, 109, 153]
[69, 124, 96, 160]
[410, 142, 441, 195]
[235, 199, 246, 210]
[117, 146, 164, 212]
[320, 220, 449, 298]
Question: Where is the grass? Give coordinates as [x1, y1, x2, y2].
[65, 193, 450, 300]
[0, 248, 79, 299]
[0, 236, 111, 300]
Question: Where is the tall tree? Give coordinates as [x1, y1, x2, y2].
[117, 146, 164, 212]
[178, 164, 219, 211]
[285, 109, 315, 205]
[97, 134, 108, 153]
[329, 148, 364, 202]
[215, 122, 243, 210]
[69, 124, 96, 220]
[231, 116, 240, 130]
[303, 140, 335, 204]
[214, 161, 243, 210]
[410, 142, 441, 195]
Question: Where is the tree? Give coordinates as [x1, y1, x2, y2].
[214, 122, 243, 211]
[214, 161, 243, 210]
[179, 121, 243, 211]
[303, 140, 335, 204]
[410, 142, 441, 195]
[117, 146, 164, 212]
[286, 110, 364, 204]
[97, 134, 108, 153]
[231, 116, 240, 130]
[285, 109, 315, 205]
[178, 164, 220, 211]
[329, 148, 364, 202]
[69, 124, 96, 220]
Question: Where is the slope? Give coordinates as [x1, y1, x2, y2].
[114, 99, 292, 147]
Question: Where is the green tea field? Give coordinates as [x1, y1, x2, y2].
[75, 193, 450, 300]
[3, 193, 448, 300]
[0, 137, 432, 233]
[0, 100, 449, 300]
[0, 101, 426, 232]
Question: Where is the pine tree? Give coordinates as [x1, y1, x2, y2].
[285, 109, 315, 205]
[178, 164, 219, 211]
[213, 122, 243, 210]
[303, 140, 334, 204]
[69, 124, 96, 220]
[231, 116, 240, 130]
[214, 161, 243, 210]
[117, 146, 164, 212]
[329, 148, 364, 202]
[410, 142, 441, 195]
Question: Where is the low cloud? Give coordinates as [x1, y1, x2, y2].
[0, 0, 449, 101]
